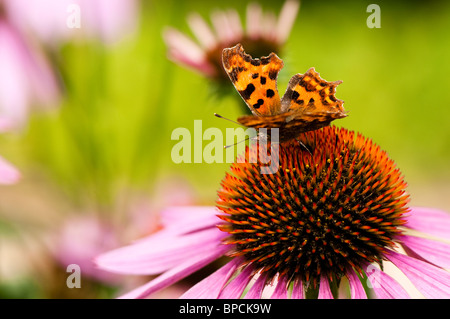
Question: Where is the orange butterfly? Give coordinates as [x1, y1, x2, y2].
[222, 44, 347, 142]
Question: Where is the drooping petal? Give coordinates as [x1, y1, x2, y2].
[406, 207, 450, 240]
[118, 244, 229, 299]
[291, 278, 304, 299]
[318, 276, 333, 299]
[96, 228, 227, 275]
[140, 206, 220, 239]
[400, 235, 450, 269]
[244, 272, 268, 299]
[346, 269, 367, 299]
[218, 265, 254, 299]
[271, 275, 288, 299]
[160, 206, 218, 228]
[366, 264, 410, 299]
[163, 27, 215, 76]
[181, 258, 241, 299]
[0, 156, 20, 185]
[387, 250, 450, 298]
[275, 0, 300, 44]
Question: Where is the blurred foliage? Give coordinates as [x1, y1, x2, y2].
[1, 0, 450, 298]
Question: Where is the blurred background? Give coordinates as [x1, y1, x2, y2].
[0, 0, 449, 298]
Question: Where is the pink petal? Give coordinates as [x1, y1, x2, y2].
[244, 272, 268, 299]
[163, 27, 215, 76]
[0, 156, 20, 185]
[346, 269, 367, 299]
[271, 275, 288, 299]
[406, 207, 450, 240]
[0, 117, 17, 133]
[218, 266, 254, 299]
[181, 258, 241, 299]
[210, 10, 235, 44]
[275, 0, 300, 44]
[226, 10, 243, 41]
[400, 235, 450, 269]
[318, 276, 333, 299]
[187, 13, 217, 50]
[80, 0, 139, 44]
[291, 278, 304, 299]
[96, 228, 227, 275]
[262, 12, 277, 42]
[246, 2, 263, 39]
[0, 21, 59, 129]
[167, 49, 216, 77]
[128, 206, 220, 244]
[160, 206, 219, 230]
[365, 265, 410, 299]
[387, 250, 450, 298]
[118, 244, 229, 299]
[6, 0, 138, 44]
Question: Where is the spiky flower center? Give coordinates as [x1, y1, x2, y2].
[217, 127, 409, 286]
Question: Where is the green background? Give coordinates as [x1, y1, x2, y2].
[0, 0, 449, 298]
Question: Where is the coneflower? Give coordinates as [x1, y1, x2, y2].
[163, 1, 299, 84]
[96, 126, 450, 298]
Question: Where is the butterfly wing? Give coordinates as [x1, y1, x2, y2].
[222, 43, 283, 116]
[280, 67, 346, 115]
[239, 68, 347, 141]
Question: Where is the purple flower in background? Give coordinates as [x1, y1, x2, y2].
[0, 155, 20, 184]
[51, 215, 123, 284]
[96, 127, 450, 299]
[0, 7, 60, 130]
[163, 0, 299, 82]
[3, 0, 139, 45]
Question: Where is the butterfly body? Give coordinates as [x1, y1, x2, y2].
[222, 44, 347, 141]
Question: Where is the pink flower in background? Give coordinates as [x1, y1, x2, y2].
[51, 215, 123, 284]
[0, 155, 20, 184]
[163, 0, 299, 82]
[0, 14, 60, 130]
[96, 128, 450, 299]
[3, 0, 139, 45]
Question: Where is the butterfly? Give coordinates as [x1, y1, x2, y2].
[222, 43, 347, 142]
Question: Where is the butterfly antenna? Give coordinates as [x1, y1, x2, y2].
[214, 113, 247, 127]
[296, 138, 313, 156]
[224, 136, 253, 149]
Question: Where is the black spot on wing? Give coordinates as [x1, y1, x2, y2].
[268, 70, 278, 80]
[252, 73, 259, 79]
[291, 90, 300, 100]
[260, 76, 267, 85]
[300, 79, 315, 92]
[229, 66, 245, 83]
[252, 99, 264, 109]
[266, 89, 275, 98]
[239, 83, 256, 100]
[261, 57, 271, 65]
[250, 59, 261, 66]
